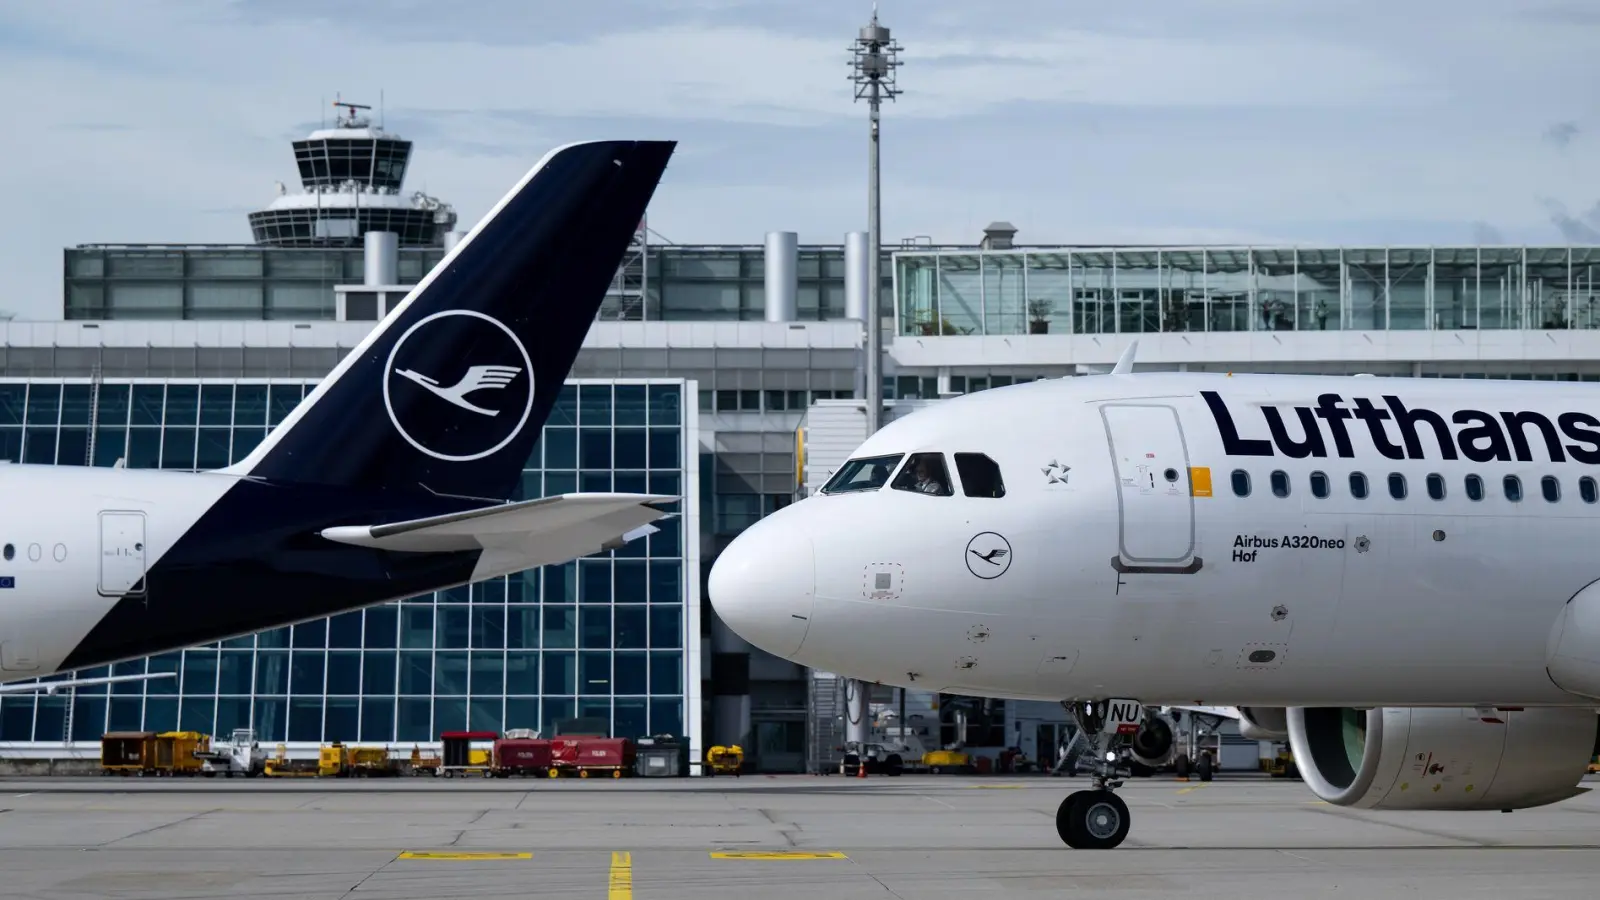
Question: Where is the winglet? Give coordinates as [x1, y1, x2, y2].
[1111, 340, 1139, 375]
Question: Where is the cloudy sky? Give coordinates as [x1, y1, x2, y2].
[0, 0, 1596, 320]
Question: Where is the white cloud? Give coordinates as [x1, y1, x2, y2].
[0, 0, 1594, 320]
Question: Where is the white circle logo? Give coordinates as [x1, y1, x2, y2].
[965, 532, 1012, 580]
[382, 309, 536, 462]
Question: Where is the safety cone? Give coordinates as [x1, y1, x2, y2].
[857, 761, 867, 779]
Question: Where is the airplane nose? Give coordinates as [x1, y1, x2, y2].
[708, 516, 816, 659]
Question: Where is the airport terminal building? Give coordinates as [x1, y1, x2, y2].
[5, 111, 1600, 771]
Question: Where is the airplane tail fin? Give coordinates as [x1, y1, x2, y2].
[224, 140, 676, 500]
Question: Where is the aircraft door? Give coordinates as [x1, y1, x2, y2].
[1101, 404, 1199, 572]
[98, 511, 147, 598]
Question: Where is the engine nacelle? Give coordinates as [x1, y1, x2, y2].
[1128, 711, 1178, 768]
[1287, 706, 1598, 811]
[1237, 706, 1289, 741]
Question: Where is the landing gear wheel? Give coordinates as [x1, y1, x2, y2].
[1197, 752, 1214, 782]
[1173, 753, 1191, 778]
[1056, 789, 1130, 850]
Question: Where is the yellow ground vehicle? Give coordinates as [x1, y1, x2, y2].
[705, 745, 743, 776]
[101, 731, 156, 776]
[152, 731, 210, 776]
[923, 749, 970, 774]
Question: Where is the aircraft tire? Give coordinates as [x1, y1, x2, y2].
[1057, 789, 1130, 850]
[1174, 753, 1191, 777]
[1197, 752, 1214, 782]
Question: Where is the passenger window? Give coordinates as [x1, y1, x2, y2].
[891, 452, 953, 497]
[1504, 475, 1522, 502]
[1231, 469, 1251, 497]
[1465, 474, 1484, 501]
[1, 543, 10, 562]
[1542, 475, 1560, 503]
[1349, 472, 1368, 499]
[953, 453, 1005, 498]
[821, 453, 902, 494]
[1582, 476, 1598, 504]
[1270, 470, 1289, 498]
[1387, 473, 1407, 500]
[1309, 471, 1329, 498]
[1425, 473, 1445, 500]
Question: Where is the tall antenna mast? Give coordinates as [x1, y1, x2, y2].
[849, 3, 903, 438]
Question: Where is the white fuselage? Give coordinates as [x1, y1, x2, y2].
[710, 372, 1600, 709]
[0, 465, 231, 678]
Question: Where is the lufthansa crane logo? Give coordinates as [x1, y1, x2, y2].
[382, 309, 536, 462]
[965, 532, 1013, 580]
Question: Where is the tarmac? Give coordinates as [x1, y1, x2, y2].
[2, 774, 1599, 899]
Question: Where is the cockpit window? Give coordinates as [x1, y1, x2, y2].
[820, 454, 902, 494]
[953, 453, 1005, 498]
[891, 452, 953, 497]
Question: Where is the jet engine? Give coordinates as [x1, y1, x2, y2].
[1237, 706, 1289, 741]
[1286, 706, 1599, 810]
[1128, 710, 1179, 768]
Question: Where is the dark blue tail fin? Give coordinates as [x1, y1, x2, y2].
[227, 140, 676, 500]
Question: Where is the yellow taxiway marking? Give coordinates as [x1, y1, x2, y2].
[713, 845, 851, 851]
[1177, 782, 1210, 795]
[397, 851, 531, 860]
[609, 851, 633, 900]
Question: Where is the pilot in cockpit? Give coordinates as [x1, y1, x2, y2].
[907, 455, 945, 495]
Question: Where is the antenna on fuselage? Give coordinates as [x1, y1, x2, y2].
[1110, 339, 1139, 375]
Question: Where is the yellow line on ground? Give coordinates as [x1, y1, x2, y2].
[1177, 782, 1209, 795]
[609, 851, 633, 900]
[397, 851, 531, 860]
[713, 845, 851, 851]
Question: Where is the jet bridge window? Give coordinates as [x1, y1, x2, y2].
[1503, 475, 1523, 503]
[1541, 475, 1560, 503]
[891, 452, 954, 497]
[953, 453, 1005, 498]
[1581, 476, 1598, 504]
[821, 453, 902, 495]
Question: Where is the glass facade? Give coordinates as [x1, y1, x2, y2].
[62, 244, 898, 323]
[0, 378, 698, 748]
[897, 247, 1600, 336]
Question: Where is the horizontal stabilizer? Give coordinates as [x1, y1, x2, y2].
[320, 493, 676, 577]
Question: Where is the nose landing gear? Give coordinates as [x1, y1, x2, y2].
[1056, 698, 1143, 850]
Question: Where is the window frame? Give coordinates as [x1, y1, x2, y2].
[1269, 469, 1290, 498]
[1581, 476, 1598, 504]
[1425, 472, 1445, 500]
[1503, 474, 1522, 503]
[819, 453, 903, 495]
[1309, 470, 1329, 499]
[1230, 469, 1251, 497]
[1465, 473, 1484, 502]
[1541, 475, 1560, 503]
[890, 451, 954, 498]
[1349, 472, 1369, 499]
[952, 452, 1006, 498]
[1387, 472, 1407, 500]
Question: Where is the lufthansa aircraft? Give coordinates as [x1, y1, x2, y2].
[0, 139, 679, 694]
[709, 343, 1600, 849]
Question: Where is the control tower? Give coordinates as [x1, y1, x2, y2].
[248, 98, 458, 248]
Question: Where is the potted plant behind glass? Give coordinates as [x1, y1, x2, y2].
[1027, 298, 1052, 334]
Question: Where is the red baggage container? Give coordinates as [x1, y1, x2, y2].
[493, 738, 552, 776]
[550, 738, 583, 767]
[573, 737, 635, 774]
